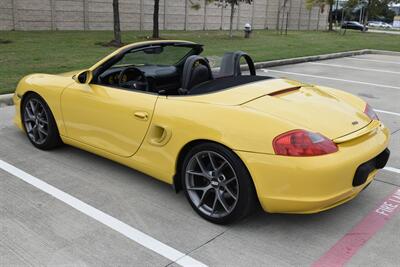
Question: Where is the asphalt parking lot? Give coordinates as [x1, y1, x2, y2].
[1, 53, 399, 266]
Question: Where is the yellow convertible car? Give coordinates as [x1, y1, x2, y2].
[13, 40, 390, 224]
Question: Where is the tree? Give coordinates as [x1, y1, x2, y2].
[190, 0, 213, 30]
[193, 0, 253, 38]
[221, 0, 253, 37]
[346, 0, 370, 28]
[306, 0, 335, 31]
[327, 0, 334, 30]
[362, 0, 370, 28]
[111, 0, 122, 46]
[277, 0, 290, 34]
[345, 0, 399, 28]
[153, 0, 160, 38]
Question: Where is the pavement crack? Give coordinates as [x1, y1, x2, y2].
[164, 228, 229, 267]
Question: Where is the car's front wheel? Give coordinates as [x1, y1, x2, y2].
[182, 142, 257, 224]
[22, 93, 62, 150]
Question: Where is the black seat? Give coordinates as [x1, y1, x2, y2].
[180, 55, 213, 94]
[218, 51, 256, 78]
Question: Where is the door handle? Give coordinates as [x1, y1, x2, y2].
[134, 111, 149, 121]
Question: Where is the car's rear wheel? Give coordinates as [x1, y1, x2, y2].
[22, 93, 62, 150]
[181, 142, 257, 224]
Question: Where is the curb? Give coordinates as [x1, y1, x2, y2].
[252, 49, 370, 69]
[0, 49, 398, 107]
[239, 48, 399, 72]
[368, 49, 400, 56]
[0, 93, 14, 107]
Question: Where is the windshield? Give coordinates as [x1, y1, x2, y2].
[113, 45, 194, 67]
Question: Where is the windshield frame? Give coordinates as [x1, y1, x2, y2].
[92, 41, 203, 82]
[112, 45, 196, 68]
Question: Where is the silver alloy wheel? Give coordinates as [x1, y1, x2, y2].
[185, 151, 239, 218]
[23, 99, 49, 145]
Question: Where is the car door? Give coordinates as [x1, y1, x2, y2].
[61, 82, 157, 157]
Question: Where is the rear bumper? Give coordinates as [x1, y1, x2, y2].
[236, 123, 390, 214]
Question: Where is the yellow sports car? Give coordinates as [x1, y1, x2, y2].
[13, 40, 390, 224]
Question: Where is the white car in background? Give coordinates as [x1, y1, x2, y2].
[368, 21, 393, 29]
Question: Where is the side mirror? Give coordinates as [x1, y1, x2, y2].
[73, 70, 93, 84]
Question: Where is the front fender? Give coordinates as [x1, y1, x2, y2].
[14, 73, 75, 136]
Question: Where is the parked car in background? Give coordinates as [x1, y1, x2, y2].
[368, 21, 393, 29]
[384, 22, 394, 28]
[368, 21, 381, 27]
[342, 21, 368, 31]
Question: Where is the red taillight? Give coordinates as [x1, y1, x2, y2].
[273, 130, 338, 156]
[364, 104, 379, 120]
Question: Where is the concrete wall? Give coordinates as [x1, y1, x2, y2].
[0, 0, 327, 31]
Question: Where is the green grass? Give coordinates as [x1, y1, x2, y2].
[1, 30, 400, 94]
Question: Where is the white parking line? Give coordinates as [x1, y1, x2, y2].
[0, 159, 207, 267]
[309, 62, 400, 75]
[343, 57, 400, 65]
[375, 109, 400, 117]
[262, 69, 400, 90]
[384, 167, 400, 175]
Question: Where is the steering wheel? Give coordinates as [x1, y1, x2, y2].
[118, 67, 149, 91]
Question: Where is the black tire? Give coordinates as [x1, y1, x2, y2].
[181, 142, 257, 224]
[21, 93, 63, 150]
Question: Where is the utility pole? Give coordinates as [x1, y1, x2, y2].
[251, 0, 255, 27]
[203, 0, 207, 30]
[163, 0, 167, 30]
[335, 0, 339, 25]
[264, 0, 269, 29]
[11, 0, 17, 30]
[83, 0, 89, 30]
[220, 2, 224, 30]
[236, 1, 241, 30]
[140, 0, 144, 31]
[298, 0, 302, 30]
[184, 0, 188, 30]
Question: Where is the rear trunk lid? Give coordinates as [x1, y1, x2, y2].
[243, 85, 371, 140]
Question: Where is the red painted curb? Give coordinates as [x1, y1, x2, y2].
[312, 188, 400, 267]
